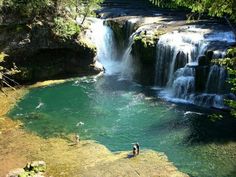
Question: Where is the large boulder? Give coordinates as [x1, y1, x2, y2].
[132, 29, 164, 85]
[195, 65, 210, 92]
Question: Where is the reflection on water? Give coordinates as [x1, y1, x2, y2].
[9, 76, 236, 177]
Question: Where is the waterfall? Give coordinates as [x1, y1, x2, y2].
[171, 67, 195, 100]
[119, 19, 139, 80]
[89, 18, 235, 109]
[120, 33, 136, 79]
[155, 30, 205, 87]
[119, 20, 161, 80]
[205, 65, 226, 94]
[89, 19, 121, 75]
[89, 18, 140, 79]
[125, 18, 139, 41]
[156, 26, 236, 108]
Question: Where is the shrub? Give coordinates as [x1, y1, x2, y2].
[52, 17, 80, 40]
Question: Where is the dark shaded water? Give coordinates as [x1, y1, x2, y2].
[9, 76, 236, 177]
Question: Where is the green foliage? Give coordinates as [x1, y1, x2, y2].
[78, 0, 104, 24]
[52, 17, 80, 40]
[149, 0, 178, 8]
[208, 114, 223, 122]
[149, 0, 236, 21]
[2, 0, 51, 18]
[176, 0, 236, 20]
[213, 47, 236, 117]
[0, 52, 7, 62]
[1, 0, 104, 22]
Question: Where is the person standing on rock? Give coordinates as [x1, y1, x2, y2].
[132, 143, 140, 156]
[75, 133, 80, 144]
[136, 143, 140, 155]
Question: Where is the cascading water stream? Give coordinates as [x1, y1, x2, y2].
[171, 67, 195, 100]
[89, 18, 235, 109]
[125, 18, 139, 42]
[120, 33, 135, 79]
[89, 18, 139, 79]
[205, 65, 226, 94]
[155, 30, 205, 87]
[119, 21, 161, 80]
[89, 19, 120, 75]
[155, 26, 236, 108]
[119, 18, 140, 80]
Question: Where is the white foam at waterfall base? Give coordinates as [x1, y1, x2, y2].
[193, 94, 227, 109]
[89, 19, 122, 75]
[159, 89, 194, 104]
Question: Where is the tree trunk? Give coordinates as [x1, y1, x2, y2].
[81, 7, 89, 25]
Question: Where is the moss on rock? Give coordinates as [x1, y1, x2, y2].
[132, 28, 165, 85]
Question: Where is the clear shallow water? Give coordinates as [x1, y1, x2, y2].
[9, 76, 236, 177]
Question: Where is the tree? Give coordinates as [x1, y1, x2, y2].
[1, 0, 51, 18]
[149, 0, 177, 8]
[175, 0, 236, 21]
[79, 0, 103, 25]
[149, 0, 236, 21]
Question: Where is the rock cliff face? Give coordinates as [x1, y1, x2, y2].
[0, 21, 100, 84]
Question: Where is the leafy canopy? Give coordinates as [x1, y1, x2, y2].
[1, 0, 51, 18]
[149, 0, 236, 21]
[0, 0, 104, 19]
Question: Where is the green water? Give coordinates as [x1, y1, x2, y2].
[9, 76, 236, 177]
